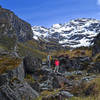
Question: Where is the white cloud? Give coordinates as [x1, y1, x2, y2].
[97, 0, 100, 5]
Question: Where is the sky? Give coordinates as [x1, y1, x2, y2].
[0, 0, 100, 27]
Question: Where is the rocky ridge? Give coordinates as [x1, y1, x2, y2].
[0, 7, 33, 42]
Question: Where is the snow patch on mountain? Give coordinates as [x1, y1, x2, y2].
[32, 18, 100, 48]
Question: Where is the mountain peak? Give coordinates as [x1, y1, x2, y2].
[32, 18, 100, 48]
[52, 24, 62, 28]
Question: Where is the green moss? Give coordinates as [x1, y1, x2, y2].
[24, 74, 35, 83]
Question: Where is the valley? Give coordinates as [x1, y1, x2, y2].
[0, 6, 100, 100]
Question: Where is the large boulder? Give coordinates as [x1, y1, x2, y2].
[7, 61, 25, 81]
[60, 91, 73, 98]
[0, 81, 39, 100]
[23, 56, 42, 73]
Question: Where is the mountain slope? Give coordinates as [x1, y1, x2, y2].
[0, 7, 33, 42]
[32, 18, 100, 48]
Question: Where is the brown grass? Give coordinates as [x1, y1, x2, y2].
[51, 49, 92, 58]
[0, 55, 22, 74]
[70, 76, 100, 100]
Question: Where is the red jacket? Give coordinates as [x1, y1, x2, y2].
[55, 60, 60, 66]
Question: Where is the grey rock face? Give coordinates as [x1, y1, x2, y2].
[0, 7, 33, 42]
[0, 60, 39, 100]
[0, 82, 39, 100]
[0, 62, 24, 85]
[8, 62, 25, 81]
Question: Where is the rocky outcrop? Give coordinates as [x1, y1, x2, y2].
[0, 56, 39, 100]
[0, 81, 39, 100]
[57, 56, 92, 72]
[0, 7, 33, 42]
[0, 61, 24, 86]
[7, 62, 24, 81]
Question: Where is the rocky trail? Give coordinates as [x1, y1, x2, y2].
[33, 66, 96, 100]
[23, 55, 98, 100]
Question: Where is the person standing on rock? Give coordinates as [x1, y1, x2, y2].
[54, 59, 60, 73]
[47, 55, 52, 68]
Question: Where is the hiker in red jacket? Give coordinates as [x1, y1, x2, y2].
[54, 59, 60, 73]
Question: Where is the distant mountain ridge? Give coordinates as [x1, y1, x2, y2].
[32, 18, 100, 48]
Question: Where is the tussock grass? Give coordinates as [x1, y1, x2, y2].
[0, 55, 22, 74]
[41, 89, 60, 96]
[17, 40, 47, 59]
[35, 89, 61, 100]
[51, 49, 92, 58]
[70, 76, 100, 100]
